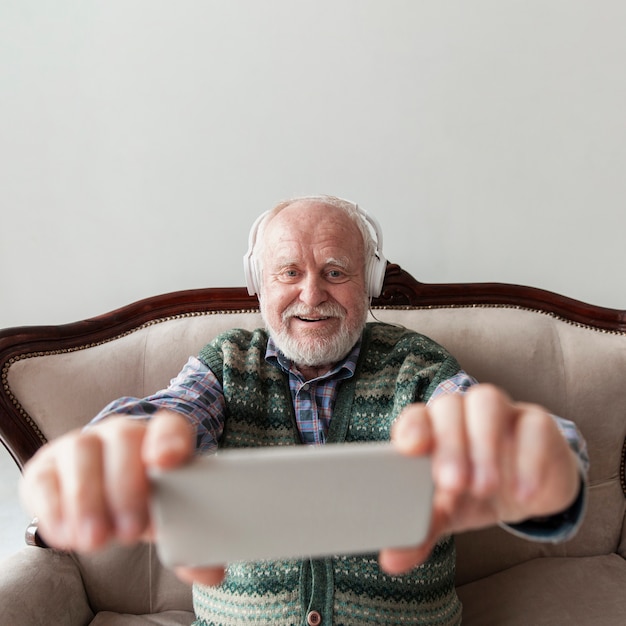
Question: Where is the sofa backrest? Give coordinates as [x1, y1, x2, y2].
[2, 264, 625, 586]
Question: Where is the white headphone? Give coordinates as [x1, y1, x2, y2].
[243, 200, 387, 298]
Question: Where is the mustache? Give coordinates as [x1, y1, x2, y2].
[282, 302, 346, 322]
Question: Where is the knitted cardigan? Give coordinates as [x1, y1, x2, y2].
[194, 322, 463, 626]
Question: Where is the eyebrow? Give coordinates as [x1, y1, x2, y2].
[270, 256, 352, 271]
[325, 257, 351, 270]
[270, 257, 298, 271]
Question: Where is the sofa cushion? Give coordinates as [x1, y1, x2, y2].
[456, 553, 626, 625]
[76, 543, 193, 615]
[0, 546, 94, 625]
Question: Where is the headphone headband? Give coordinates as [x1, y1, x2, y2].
[243, 200, 386, 298]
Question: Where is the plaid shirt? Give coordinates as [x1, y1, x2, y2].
[264, 338, 360, 445]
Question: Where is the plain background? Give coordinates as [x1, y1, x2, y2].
[2, 1, 626, 331]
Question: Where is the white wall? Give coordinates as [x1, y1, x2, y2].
[2, 0, 625, 329]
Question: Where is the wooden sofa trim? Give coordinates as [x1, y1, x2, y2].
[2, 263, 626, 471]
[622, 437, 626, 498]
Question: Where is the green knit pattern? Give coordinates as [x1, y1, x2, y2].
[193, 323, 462, 626]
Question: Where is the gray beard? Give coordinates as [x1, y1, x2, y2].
[269, 323, 360, 367]
[260, 300, 368, 368]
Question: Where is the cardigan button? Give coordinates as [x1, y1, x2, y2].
[307, 610, 322, 625]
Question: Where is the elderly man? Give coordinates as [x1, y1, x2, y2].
[21, 195, 586, 625]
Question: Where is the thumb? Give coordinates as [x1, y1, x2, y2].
[391, 404, 434, 456]
[175, 565, 227, 587]
[142, 410, 195, 469]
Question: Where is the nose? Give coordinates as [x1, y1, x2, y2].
[298, 273, 328, 307]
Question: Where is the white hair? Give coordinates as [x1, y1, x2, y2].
[252, 195, 377, 285]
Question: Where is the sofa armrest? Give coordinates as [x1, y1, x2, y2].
[0, 546, 94, 626]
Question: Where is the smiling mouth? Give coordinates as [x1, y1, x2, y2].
[296, 316, 331, 323]
[283, 303, 345, 324]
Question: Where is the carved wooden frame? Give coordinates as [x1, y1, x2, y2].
[2, 263, 625, 473]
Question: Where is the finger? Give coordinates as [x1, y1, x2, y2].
[20, 448, 68, 549]
[174, 565, 226, 587]
[378, 506, 448, 575]
[513, 405, 579, 515]
[378, 542, 435, 575]
[382, 406, 442, 575]
[512, 405, 545, 505]
[99, 420, 151, 544]
[58, 432, 113, 551]
[142, 410, 195, 469]
[463, 385, 511, 497]
[428, 393, 470, 494]
[391, 404, 433, 456]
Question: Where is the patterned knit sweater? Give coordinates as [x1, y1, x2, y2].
[193, 322, 463, 626]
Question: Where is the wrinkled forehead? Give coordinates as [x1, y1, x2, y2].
[263, 201, 364, 244]
[261, 202, 366, 267]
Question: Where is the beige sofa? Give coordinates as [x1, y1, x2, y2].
[1, 264, 625, 625]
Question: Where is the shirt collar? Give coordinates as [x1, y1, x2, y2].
[265, 335, 362, 382]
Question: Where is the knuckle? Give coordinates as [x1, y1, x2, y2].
[466, 383, 506, 406]
[99, 416, 147, 441]
[68, 476, 95, 504]
[429, 392, 463, 424]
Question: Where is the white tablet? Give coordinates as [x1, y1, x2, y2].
[150, 441, 433, 567]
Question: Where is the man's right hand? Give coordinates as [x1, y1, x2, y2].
[19, 410, 225, 586]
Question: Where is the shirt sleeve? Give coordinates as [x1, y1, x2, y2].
[90, 356, 225, 453]
[429, 371, 589, 542]
[427, 370, 479, 402]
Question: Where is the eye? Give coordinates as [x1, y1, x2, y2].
[326, 268, 348, 282]
[277, 268, 300, 282]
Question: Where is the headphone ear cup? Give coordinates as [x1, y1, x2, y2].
[355, 206, 386, 298]
[367, 252, 387, 298]
[243, 253, 259, 296]
[243, 210, 270, 296]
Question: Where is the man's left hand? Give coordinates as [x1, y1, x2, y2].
[379, 384, 581, 574]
